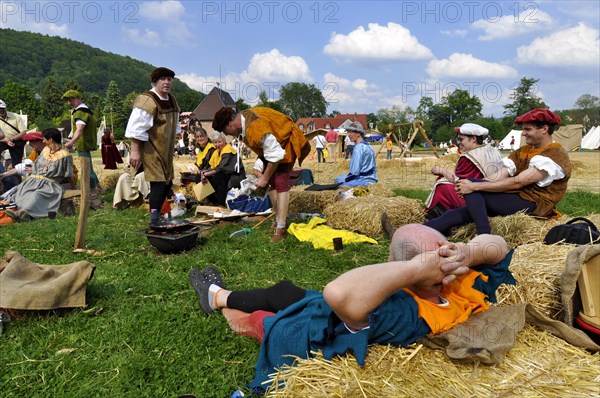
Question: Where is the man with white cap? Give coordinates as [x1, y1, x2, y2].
[425, 123, 503, 219]
[425, 109, 572, 235]
[0, 99, 27, 169]
[334, 121, 378, 187]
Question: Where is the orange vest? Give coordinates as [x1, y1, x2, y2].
[241, 107, 310, 165]
[405, 271, 489, 335]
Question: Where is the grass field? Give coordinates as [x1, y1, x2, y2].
[1, 150, 599, 397]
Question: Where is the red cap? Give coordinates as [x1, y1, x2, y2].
[22, 132, 43, 141]
[515, 108, 561, 125]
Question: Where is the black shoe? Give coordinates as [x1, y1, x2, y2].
[425, 203, 447, 221]
[200, 266, 226, 290]
[189, 268, 213, 315]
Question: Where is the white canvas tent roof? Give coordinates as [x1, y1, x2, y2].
[553, 124, 583, 151]
[582, 126, 600, 149]
[499, 130, 522, 150]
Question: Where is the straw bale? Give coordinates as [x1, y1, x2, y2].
[99, 171, 121, 191]
[323, 196, 424, 238]
[361, 183, 393, 197]
[288, 190, 340, 214]
[495, 242, 576, 319]
[266, 326, 599, 397]
[449, 213, 600, 248]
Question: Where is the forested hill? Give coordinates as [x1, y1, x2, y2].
[0, 28, 193, 94]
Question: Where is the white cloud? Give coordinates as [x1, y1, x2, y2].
[0, 5, 69, 38]
[517, 23, 600, 66]
[134, 1, 192, 43]
[178, 73, 241, 96]
[122, 28, 162, 47]
[323, 22, 433, 61]
[427, 53, 518, 78]
[321, 73, 391, 113]
[139, 0, 185, 21]
[179, 49, 311, 104]
[473, 10, 554, 40]
[441, 29, 468, 38]
[240, 49, 312, 82]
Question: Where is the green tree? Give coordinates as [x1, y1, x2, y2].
[375, 105, 414, 136]
[329, 110, 341, 118]
[175, 89, 205, 112]
[503, 77, 547, 120]
[445, 89, 482, 123]
[0, 80, 41, 126]
[279, 82, 327, 121]
[416, 97, 434, 120]
[40, 76, 65, 120]
[235, 98, 251, 111]
[103, 81, 125, 135]
[366, 113, 377, 130]
[256, 90, 283, 112]
[574, 94, 600, 112]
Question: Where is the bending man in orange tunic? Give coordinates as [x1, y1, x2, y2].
[213, 107, 311, 242]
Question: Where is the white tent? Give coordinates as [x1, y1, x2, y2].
[581, 126, 600, 150]
[498, 130, 522, 150]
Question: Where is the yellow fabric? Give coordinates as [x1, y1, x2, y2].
[386, 140, 393, 150]
[288, 217, 378, 250]
[195, 143, 216, 168]
[404, 271, 489, 335]
[322, 147, 329, 159]
[208, 144, 236, 169]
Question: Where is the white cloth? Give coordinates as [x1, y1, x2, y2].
[239, 114, 285, 163]
[125, 88, 181, 141]
[502, 155, 565, 187]
[253, 158, 265, 173]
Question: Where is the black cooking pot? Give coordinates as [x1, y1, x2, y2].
[148, 219, 193, 232]
[145, 226, 200, 254]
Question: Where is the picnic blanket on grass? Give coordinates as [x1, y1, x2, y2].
[0, 251, 95, 310]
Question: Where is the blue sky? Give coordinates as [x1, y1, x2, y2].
[2, 1, 599, 116]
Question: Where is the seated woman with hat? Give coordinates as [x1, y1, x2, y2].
[0, 128, 74, 221]
[334, 122, 378, 187]
[200, 131, 246, 206]
[425, 123, 503, 219]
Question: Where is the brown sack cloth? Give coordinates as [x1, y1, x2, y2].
[420, 303, 599, 364]
[560, 244, 600, 327]
[0, 251, 95, 310]
[420, 246, 600, 363]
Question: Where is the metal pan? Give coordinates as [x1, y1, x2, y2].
[149, 218, 192, 232]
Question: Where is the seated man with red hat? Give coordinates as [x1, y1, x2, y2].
[425, 108, 572, 236]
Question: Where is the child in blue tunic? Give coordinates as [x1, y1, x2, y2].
[190, 225, 512, 391]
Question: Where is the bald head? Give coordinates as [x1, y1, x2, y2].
[388, 224, 448, 262]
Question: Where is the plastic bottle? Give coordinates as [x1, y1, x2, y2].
[230, 390, 244, 398]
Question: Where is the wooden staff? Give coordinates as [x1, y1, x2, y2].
[74, 155, 91, 251]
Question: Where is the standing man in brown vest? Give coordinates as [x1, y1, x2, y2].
[425, 108, 572, 236]
[212, 107, 311, 242]
[125, 67, 180, 225]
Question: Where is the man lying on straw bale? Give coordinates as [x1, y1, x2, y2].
[189, 224, 511, 391]
[425, 108, 572, 236]
[424, 123, 503, 220]
[333, 121, 378, 187]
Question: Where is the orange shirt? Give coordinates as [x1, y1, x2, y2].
[404, 270, 489, 335]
